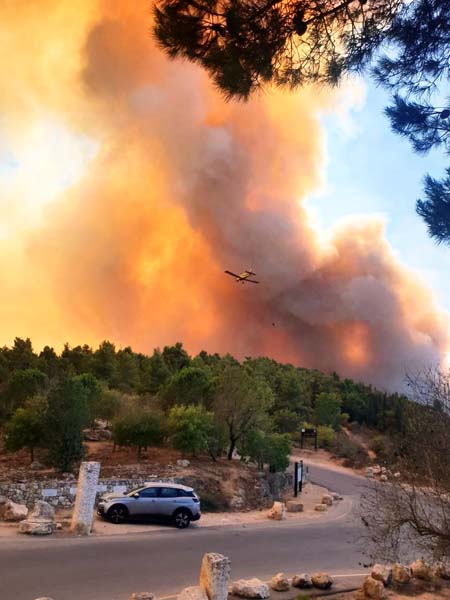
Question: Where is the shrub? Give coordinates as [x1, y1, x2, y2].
[112, 409, 166, 459]
[168, 405, 214, 455]
[5, 396, 47, 462]
[317, 425, 335, 448]
[238, 430, 291, 472]
[197, 490, 229, 513]
[369, 434, 386, 457]
[331, 432, 369, 468]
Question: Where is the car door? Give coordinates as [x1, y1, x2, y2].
[156, 487, 180, 516]
[132, 486, 159, 516]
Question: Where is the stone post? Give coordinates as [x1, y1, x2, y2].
[199, 553, 231, 600]
[70, 461, 100, 535]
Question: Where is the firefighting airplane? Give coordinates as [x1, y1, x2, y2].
[224, 268, 259, 284]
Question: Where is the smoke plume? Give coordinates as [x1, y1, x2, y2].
[0, 0, 448, 390]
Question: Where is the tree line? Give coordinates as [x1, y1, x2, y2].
[0, 337, 407, 471]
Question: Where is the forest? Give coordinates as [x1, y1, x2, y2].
[0, 338, 407, 472]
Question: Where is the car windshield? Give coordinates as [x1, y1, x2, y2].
[126, 486, 146, 496]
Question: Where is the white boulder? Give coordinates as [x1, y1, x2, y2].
[3, 500, 28, 521]
[311, 572, 333, 589]
[19, 520, 54, 535]
[410, 559, 433, 581]
[286, 500, 303, 513]
[371, 564, 392, 586]
[270, 573, 289, 592]
[267, 502, 286, 521]
[291, 574, 312, 589]
[314, 504, 327, 512]
[177, 459, 191, 468]
[392, 563, 411, 584]
[363, 576, 386, 599]
[230, 579, 270, 599]
[321, 494, 333, 506]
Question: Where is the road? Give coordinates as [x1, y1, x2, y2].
[0, 464, 367, 600]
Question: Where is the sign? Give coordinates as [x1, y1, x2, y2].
[300, 427, 318, 450]
[294, 460, 304, 496]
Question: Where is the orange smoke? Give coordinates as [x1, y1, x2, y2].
[1, 0, 449, 390]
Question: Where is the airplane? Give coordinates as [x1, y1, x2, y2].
[224, 268, 259, 284]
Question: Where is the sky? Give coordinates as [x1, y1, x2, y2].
[313, 82, 450, 311]
[0, 0, 449, 392]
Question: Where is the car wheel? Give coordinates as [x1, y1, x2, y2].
[173, 509, 191, 529]
[107, 504, 128, 524]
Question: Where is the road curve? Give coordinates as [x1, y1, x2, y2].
[0, 464, 366, 600]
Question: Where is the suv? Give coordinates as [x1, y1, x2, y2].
[97, 483, 201, 528]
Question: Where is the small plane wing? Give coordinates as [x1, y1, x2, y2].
[224, 270, 240, 278]
[246, 279, 259, 284]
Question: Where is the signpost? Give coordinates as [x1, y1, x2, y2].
[294, 460, 303, 497]
[300, 427, 318, 451]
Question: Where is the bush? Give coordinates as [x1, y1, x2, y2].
[238, 430, 291, 472]
[112, 409, 166, 459]
[5, 396, 47, 462]
[331, 432, 369, 468]
[168, 405, 214, 455]
[317, 425, 335, 448]
[197, 490, 229, 513]
[369, 434, 386, 457]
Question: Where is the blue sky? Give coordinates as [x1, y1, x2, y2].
[313, 80, 450, 311]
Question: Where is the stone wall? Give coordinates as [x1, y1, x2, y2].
[0, 472, 293, 510]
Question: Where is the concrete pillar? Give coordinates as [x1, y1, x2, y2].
[70, 461, 100, 535]
[199, 553, 231, 600]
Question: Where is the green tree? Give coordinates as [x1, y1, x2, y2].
[46, 377, 90, 472]
[93, 341, 118, 384]
[153, 0, 401, 100]
[1, 368, 47, 419]
[91, 388, 124, 424]
[160, 366, 215, 410]
[112, 409, 166, 459]
[73, 373, 102, 422]
[116, 347, 141, 392]
[238, 429, 291, 472]
[214, 366, 274, 459]
[5, 396, 47, 462]
[168, 404, 214, 455]
[61, 344, 94, 375]
[38, 346, 60, 378]
[315, 391, 342, 429]
[7, 337, 37, 371]
[144, 349, 171, 394]
[162, 342, 190, 373]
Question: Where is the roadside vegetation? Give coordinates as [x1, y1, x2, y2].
[0, 337, 407, 472]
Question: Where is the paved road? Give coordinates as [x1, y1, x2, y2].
[0, 464, 366, 600]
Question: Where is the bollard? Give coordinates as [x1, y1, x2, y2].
[199, 553, 231, 600]
[70, 461, 100, 535]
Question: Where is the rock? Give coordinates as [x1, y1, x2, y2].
[55, 522, 63, 530]
[94, 418, 108, 429]
[379, 474, 388, 482]
[291, 574, 313, 589]
[363, 576, 386, 599]
[331, 493, 343, 501]
[366, 467, 374, 478]
[372, 465, 382, 475]
[314, 503, 327, 511]
[371, 564, 392, 586]
[177, 459, 190, 468]
[3, 500, 28, 521]
[435, 563, 450, 580]
[286, 500, 303, 513]
[311, 572, 333, 589]
[393, 472, 401, 479]
[321, 494, 333, 506]
[230, 579, 270, 599]
[270, 573, 289, 592]
[392, 563, 411, 584]
[410, 559, 433, 581]
[130, 594, 155, 600]
[19, 520, 54, 535]
[267, 501, 286, 521]
[29, 500, 55, 521]
[178, 586, 208, 600]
